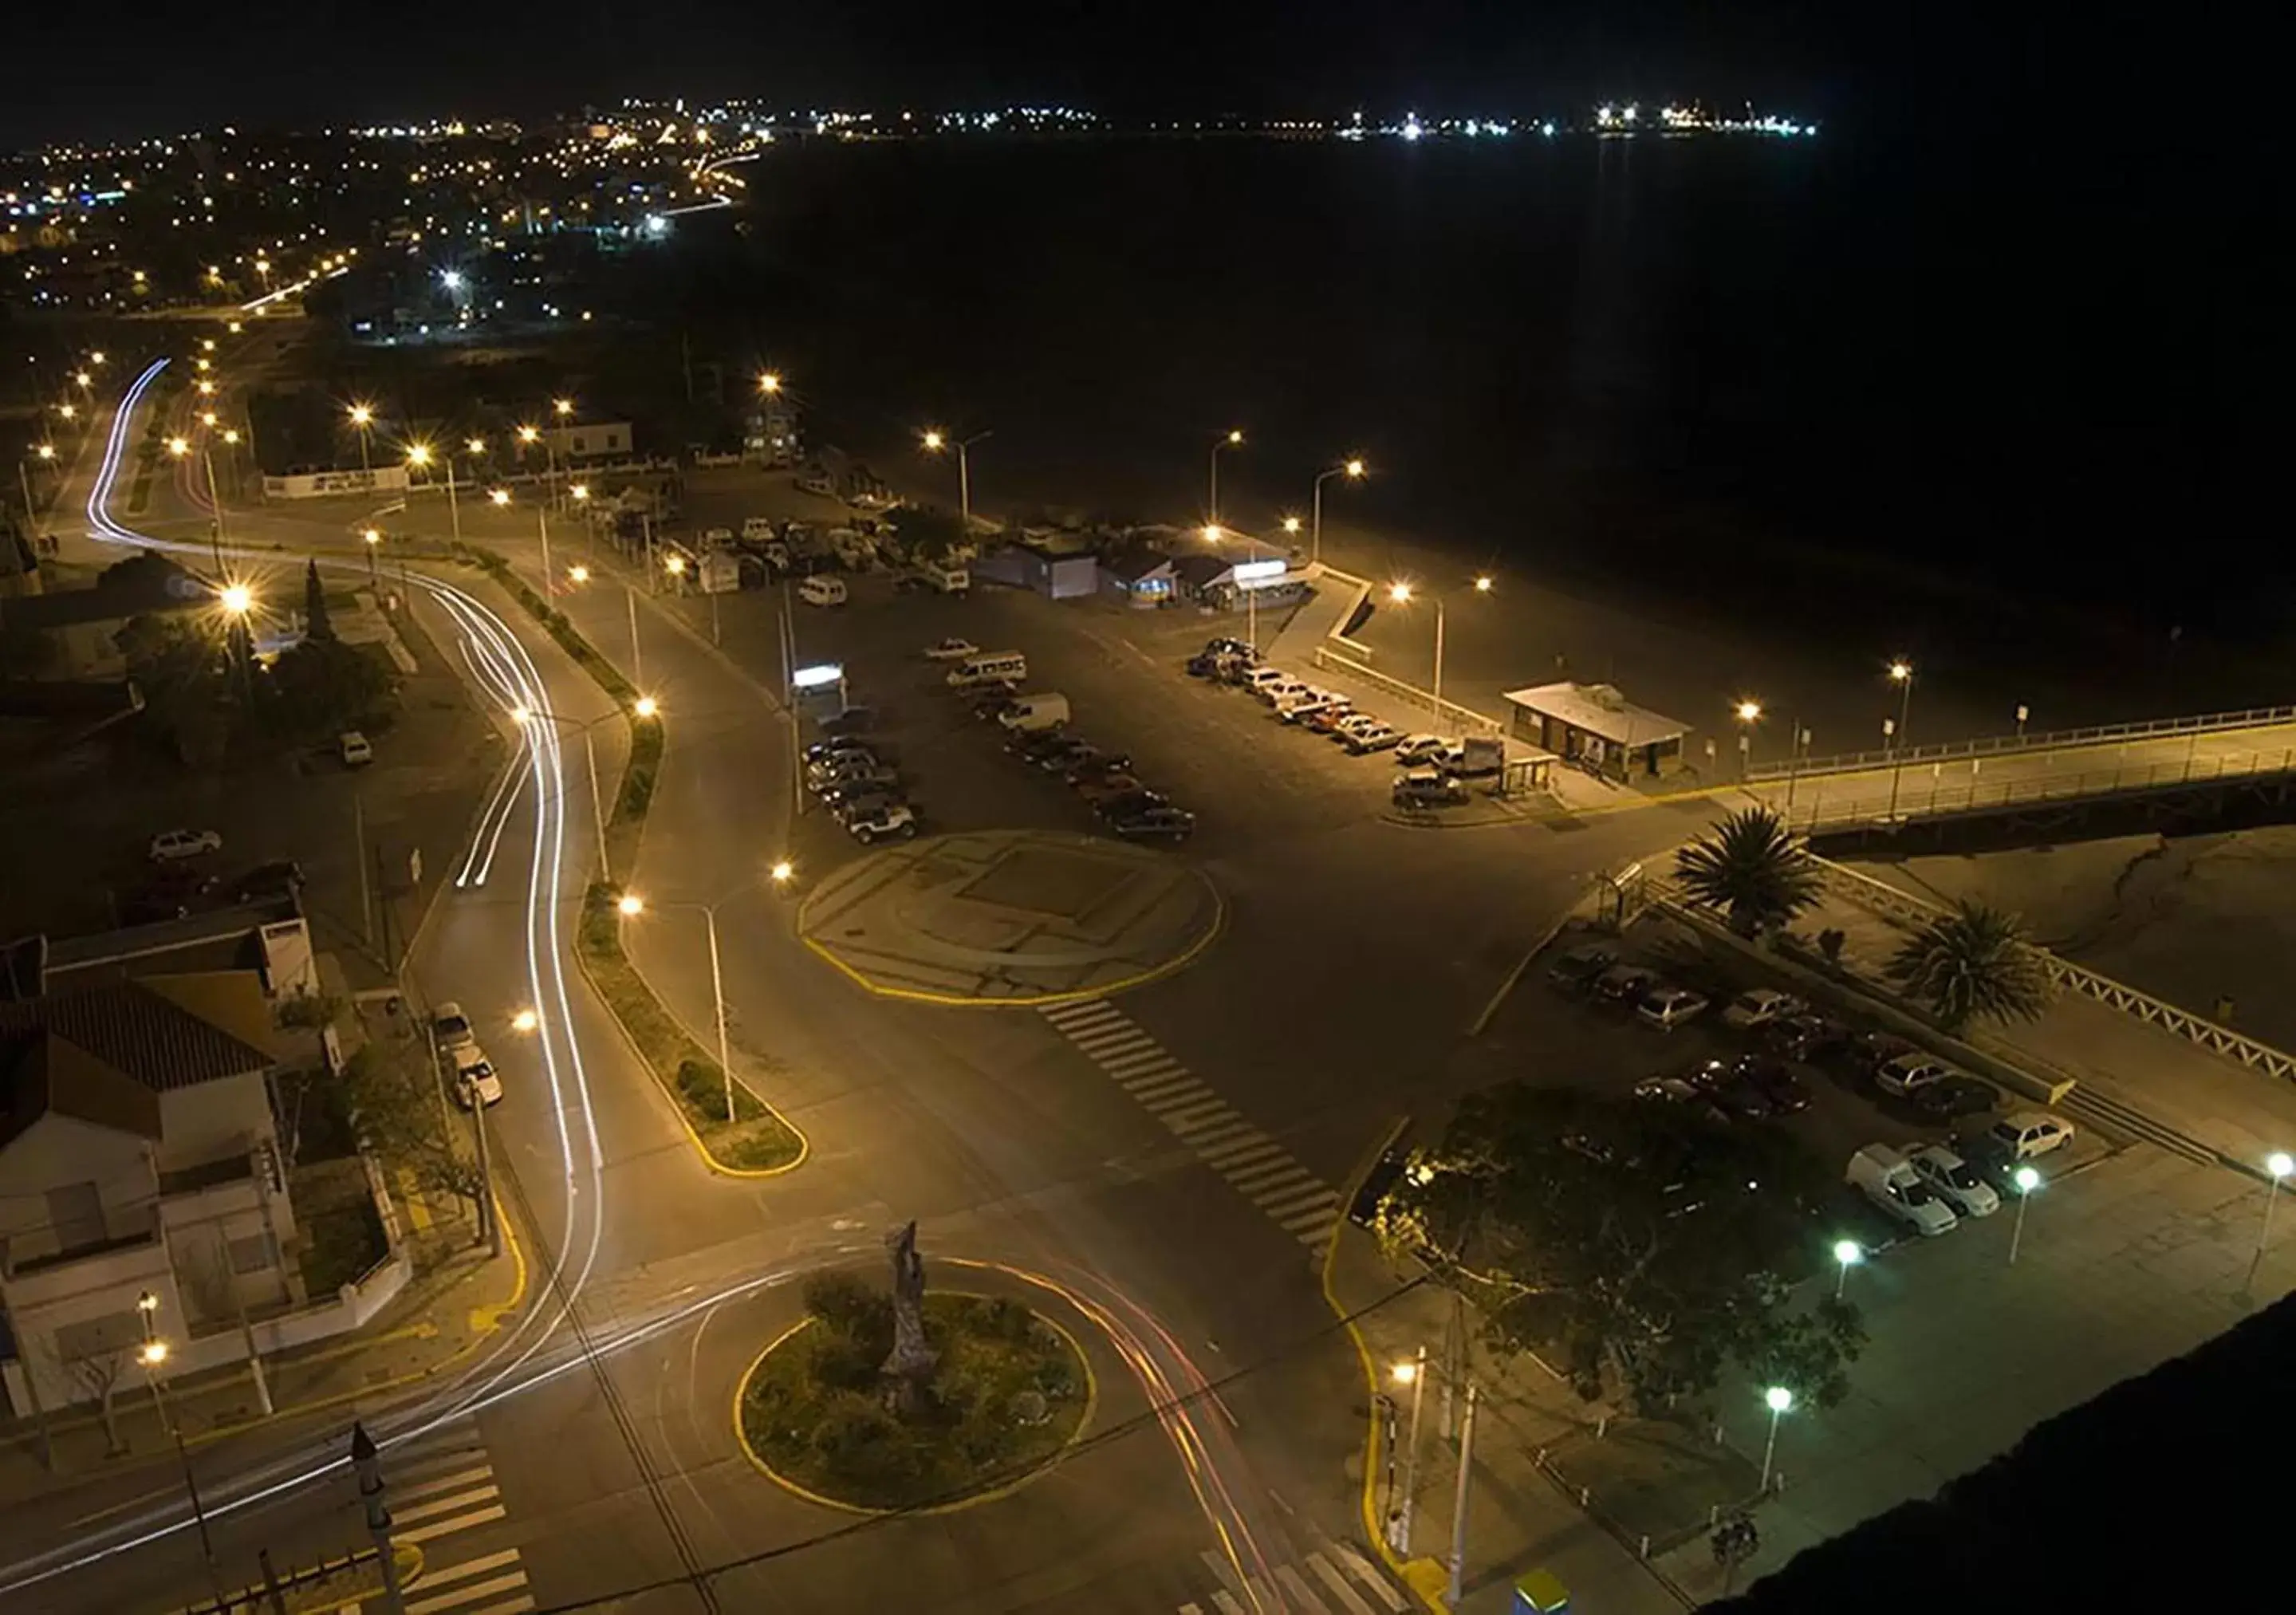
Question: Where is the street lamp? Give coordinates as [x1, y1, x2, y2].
[515, 705, 624, 872]
[633, 695, 660, 719]
[1735, 698, 1763, 776]
[1387, 576, 1491, 725]
[616, 892, 742, 1129]
[2007, 1165, 2042, 1265]
[758, 372, 782, 395]
[569, 564, 591, 585]
[1310, 457, 1366, 567]
[921, 427, 990, 534]
[1832, 1238, 1863, 1299]
[1209, 427, 1243, 525]
[407, 443, 460, 542]
[1884, 659, 1915, 821]
[511, 1008, 539, 1034]
[2247, 1152, 2294, 1289]
[770, 859, 795, 885]
[361, 526, 382, 585]
[1758, 1385, 1794, 1492]
[1389, 1348, 1429, 1554]
[489, 488, 510, 506]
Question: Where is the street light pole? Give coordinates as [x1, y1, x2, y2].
[628, 585, 644, 686]
[1758, 1385, 1794, 1493]
[2007, 1166, 2042, 1265]
[1210, 428, 1242, 526]
[1309, 458, 1365, 568]
[538, 507, 553, 597]
[704, 904, 736, 1129]
[1445, 1382, 1479, 1606]
[1833, 1239, 1862, 1300]
[445, 457, 461, 543]
[1393, 1347, 1428, 1554]
[1884, 660, 1914, 821]
[2246, 1152, 2294, 1290]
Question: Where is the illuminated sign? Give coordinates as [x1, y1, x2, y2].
[792, 663, 845, 689]
[1233, 558, 1289, 589]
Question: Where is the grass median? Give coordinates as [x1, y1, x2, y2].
[459, 543, 804, 1176]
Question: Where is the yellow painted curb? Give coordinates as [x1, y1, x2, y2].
[569, 925, 812, 1179]
[797, 858, 1227, 1010]
[731, 1289, 1099, 1518]
[1320, 1116, 1448, 1613]
[468, 1189, 530, 1334]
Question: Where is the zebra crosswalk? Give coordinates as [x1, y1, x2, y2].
[345, 1419, 534, 1614]
[1179, 1541, 1408, 1614]
[1040, 999, 1341, 1248]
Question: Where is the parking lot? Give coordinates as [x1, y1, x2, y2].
[1476, 909, 2112, 1264]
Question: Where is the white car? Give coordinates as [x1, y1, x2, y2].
[848, 802, 919, 844]
[1254, 678, 1312, 707]
[1846, 1144, 1959, 1237]
[431, 1002, 477, 1053]
[1720, 987, 1804, 1030]
[1635, 987, 1711, 1031]
[149, 829, 223, 861]
[1876, 1053, 1953, 1097]
[1344, 724, 1403, 754]
[923, 637, 979, 661]
[1392, 767, 1468, 808]
[1909, 1144, 2000, 1217]
[338, 731, 374, 767]
[1394, 735, 1454, 766]
[1989, 1111, 2076, 1160]
[452, 1046, 503, 1109]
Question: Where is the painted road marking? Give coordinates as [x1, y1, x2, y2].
[1042, 1000, 1339, 1245]
[1178, 1541, 1404, 1615]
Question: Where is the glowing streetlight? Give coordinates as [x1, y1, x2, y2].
[222, 429, 240, 446]
[58, 404, 77, 421]
[2247, 1152, 2294, 1289]
[359, 526, 382, 585]
[1310, 457, 1367, 565]
[553, 397, 573, 419]
[664, 553, 687, 577]
[511, 1008, 539, 1034]
[441, 269, 465, 291]
[1203, 525, 1223, 544]
[617, 892, 645, 916]
[569, 564, 591, 585]
[466, 437, 486, 455]
[405, 443, 432, 467]
[569, 483, 589, 502]
[36, 443, 55, 461]
[2007, 1165, 2043, 1265]
[1832, 1238, 1863, 1299]
[1882, 657, 1917, 819]
[1759, 1385, 1794, 1492]
[167, 436, 190, 457]
[349, 404, 374, 427]
[219, 584, 254, 616]
[199, 411, 219, 427]
[922, 429, 945, 451]
[770, 859, 794, 884]
[195, 380, 216, 396]
[758, 372, 782, 394]
[488, 488, 510, 506]
[1209, 427, 1244, 525]
[1282, 515, 1302, 538]
[518, 424, 540, 445]
[633, 695, 660, 719]
[1388, 581, 1412, 605]
[140, 1340, 168, 1368]
[90, 351, 107, 365]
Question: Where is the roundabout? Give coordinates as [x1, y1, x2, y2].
[734, 1243, 1096, 1515]
[797, 828, 1223, 1005]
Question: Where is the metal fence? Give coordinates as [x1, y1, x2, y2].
[1747, 703, 2296, 783]
[1309, 644, 1508, 737]
[1759, 746, 2296, 834]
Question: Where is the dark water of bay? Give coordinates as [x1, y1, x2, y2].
[644, 132, 2278, 718]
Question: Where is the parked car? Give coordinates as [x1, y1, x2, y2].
[848, 801, 920, 844]
[1848, 1030, 1921, 1073]
[1989, 1111, 2076, 1160]
[1731, 1054, 1814, 1114]
[1392, 768, 1469, 809]
[338, 731, 374, 767]
[1720, 987, 1805, 1030]
[1329, 713, 1388, 743]
[1255, 677, 1313, 707]
[1592, 963, 1661, 1006]
[1241, 666, 1294, 699]
[1032, 738, 1098, 774]
[431, 1002, 476, 1052]
[805, 754, 884, 790]
[123, 869, 219, 924]
[1094, 788, 1172, 822]
[1303, 703, 1365, 735]
[1547, 944, 1619, 991]
[1909, 1144, 2001, 1217]
[1845, 1144, 1960, 1237]
[1006, 731, 1073, 763]
[1077, 774, 1147, 807]
[452, 1046, 503, 1109]
[804, 740, 878, 769]
[1394, 735, 1455, 766]
[819, 772, 903, 809]
[1344, 724, 1404, 754]
[229, 860, 306, 902]
[149, 828, 223, 861]
[1203, 637, 1258, 661]
[1636, 985, 1711, 1031]
[1184, 654, 1222, 679]
[1065, 752, 1135, 786]
[1684, 1058, 1774, 1120]
[1110, 806, 1196, 842]
[1764, 1013, 1847, 1062]
[923, 637, 979, 661]
[971, 689, 1024, 723]
[1913, 1073, 2001, 1121]
[1876, 1052, 1955, 1097]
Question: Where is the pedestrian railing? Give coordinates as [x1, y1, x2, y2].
[1810, 858, 2296, 1085]
[1311, 644, 1506, 737]
[1757, 746, 2296, 834]
[1748, 703, 2296, 783]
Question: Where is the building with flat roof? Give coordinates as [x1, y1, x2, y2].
[1502, 681, 1692, 781]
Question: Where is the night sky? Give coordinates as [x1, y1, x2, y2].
[13, 0, 1930, 148]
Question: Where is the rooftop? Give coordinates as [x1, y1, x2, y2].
[0, 976, 276, 1095]
[1502, 681, 1691, 746]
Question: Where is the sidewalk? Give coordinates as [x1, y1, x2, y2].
[0, 1198, 525, 1513]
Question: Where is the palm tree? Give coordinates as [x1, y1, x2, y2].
[1672, 806, 1821, 935]
[1886, 900, 2053, 1031]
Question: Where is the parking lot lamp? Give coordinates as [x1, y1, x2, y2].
[1758, 1385, 1794, 1492]
[1310, 456, 1365, 566]
[2247, 1152, 2294, 1289]
[922, 427, 990, 534]
[2007, 1165, 2042, 1265]
[1210, 427, 1243, 526]
[1884, 660, 1915, 820]
[1832, 1238, 1862, 1299]
[1735, 699, 1763, 777]
[348, 403, 376, 478]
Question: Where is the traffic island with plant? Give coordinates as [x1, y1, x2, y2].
[455, 543, 804, 1174]
[738, 1227, 1092, 1513]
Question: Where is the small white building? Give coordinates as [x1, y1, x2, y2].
[539, 421, 633, 461]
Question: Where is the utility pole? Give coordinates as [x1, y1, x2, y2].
[354, 795, 372, 947]
[1394, 1345, 1428, 1554]
[1446, 1383, 1479, 1606]
[473, 1105, 500, 1259]
[351, 1421, 410, 1615]
[538, 507, 553, 597]
[627, 585, 644, 685]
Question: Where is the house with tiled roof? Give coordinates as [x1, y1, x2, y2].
[0, 974, 304, 1416]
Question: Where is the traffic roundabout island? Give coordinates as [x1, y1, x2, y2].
[796, 828, 1222, 1005]
[734, 1267, 1094, 1515]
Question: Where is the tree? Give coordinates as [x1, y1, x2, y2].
[1377, 1085, 1862, 1414]
[117, 611, 234, 767]
[895, 505, 967, 565]
[338, 1043, 483, 1213]
[65, 1349, 130, 1455]
[1674, 806, 1822, 936]
[302, 559, 335, 642]
[1886, 899, 2054, 1031]
[268, 636, 396, 740]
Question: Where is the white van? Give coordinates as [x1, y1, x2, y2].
[797, 575, 848, 608]
[947, 651, 1027, 689]
[1845, 1144, 1959, 1237]
[924, 561, 970, 596]
[998, 693, 1071, 733]
[741, 516, 777, 541]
